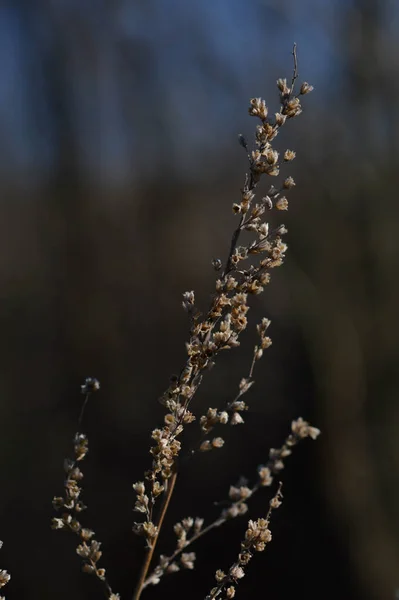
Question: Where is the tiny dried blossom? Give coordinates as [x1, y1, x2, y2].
[283, 176, 296, 189]
[300, 82, 314, 95]
[229, 486, 252, 501]
[166, 562, 180, 574]
[0, 571, 10, 589]
[230, 565, 245, 580]
[74, 433, 88, 461]
[230, 412, 244, 425]
[277, 77, 290, 96]
[291, 417, 321, 440]
[182, 290, 195, 312]
[200, 408, 231, 434]
[199, 440, 212, 452]
[180, 552, 196, 570]
[276, 197, 289, 211]
[194, 517, 204, 533]
[212, 436, 225, 449]
[81, 377, 100, 395]
[283, 96, 302, 118]
[248, 97, 268, 120]
[258, 466, 273, 486]
[215, 569, 226, 582]
[284, 149, 296, 161]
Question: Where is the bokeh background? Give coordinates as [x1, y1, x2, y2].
[1, 1, 399, 599]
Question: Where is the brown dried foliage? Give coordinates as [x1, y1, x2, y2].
[47, 46, 319, 600]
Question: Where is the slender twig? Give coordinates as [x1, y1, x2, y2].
[222, 212, 246, 278]
[290, 43, 298, 96]
[206, 482, 283, 600]
[133, 470, 178, 600]
[78, 393, 90, 430]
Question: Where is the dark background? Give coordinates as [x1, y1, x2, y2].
[1, 1, 399, 599]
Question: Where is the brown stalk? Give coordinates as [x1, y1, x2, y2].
[132, 469, 178, 600]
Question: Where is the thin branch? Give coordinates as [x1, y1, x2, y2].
[132, 470, 178, 600]
[290, 43, 298, 96]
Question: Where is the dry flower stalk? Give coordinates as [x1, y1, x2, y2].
[206, 482, 284, 600]
[132, 44, 313, 600]
[51, 378, 120, 600]
[45, 45, 318, 600]
[143, 417, 320, 587]
[198, 315, 272, 446]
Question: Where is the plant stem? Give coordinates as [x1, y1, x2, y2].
[132, 470, 178, 600]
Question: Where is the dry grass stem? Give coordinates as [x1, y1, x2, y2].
[51, 379, 120, 600]
[206, 482, 284, 600]
[41, 45, 318, 600]
[198, 315, 272, 449]
[131, 49, 314, 599]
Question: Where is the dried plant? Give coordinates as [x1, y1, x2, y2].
[51, 378, 120, 599]
[143, 418, 320, 589]
[205, 482, 284, 600]
[0, 45, 319, 600]
[0, 541, 11, 600]
[130, 43, 316, 599]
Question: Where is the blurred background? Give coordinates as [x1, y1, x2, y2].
[1, 0, 399, 598]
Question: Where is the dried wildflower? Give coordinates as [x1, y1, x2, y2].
[300, 81, 314, 95]
[199, 440, 211, 452]
[291, 417, 321, 440]
[206, 484, 282, 599]
[283, 176, 296, 189]
[81, 377, 100, 394]
[276, 197, 289, 211]
[0, 571, 10, 588]
[258, 466, 273, 487]
[275, 112, 287, 126]
[248, 97, 268, 120]
[51, 385, 119, 600]
[215, 569, 226, 583]
[133, 45, 315, 599]
[283, 96, 302, 118]
[229, 486, 252, 501]
[180, 552, 196, 569]
[211, 436, 224, 449]
[284, 149, 296, 161]
[230, 412, 244, 425]
[74, 433, 89, 461]
[277, 77, 290, 96]
[182, 290, 195, 312]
